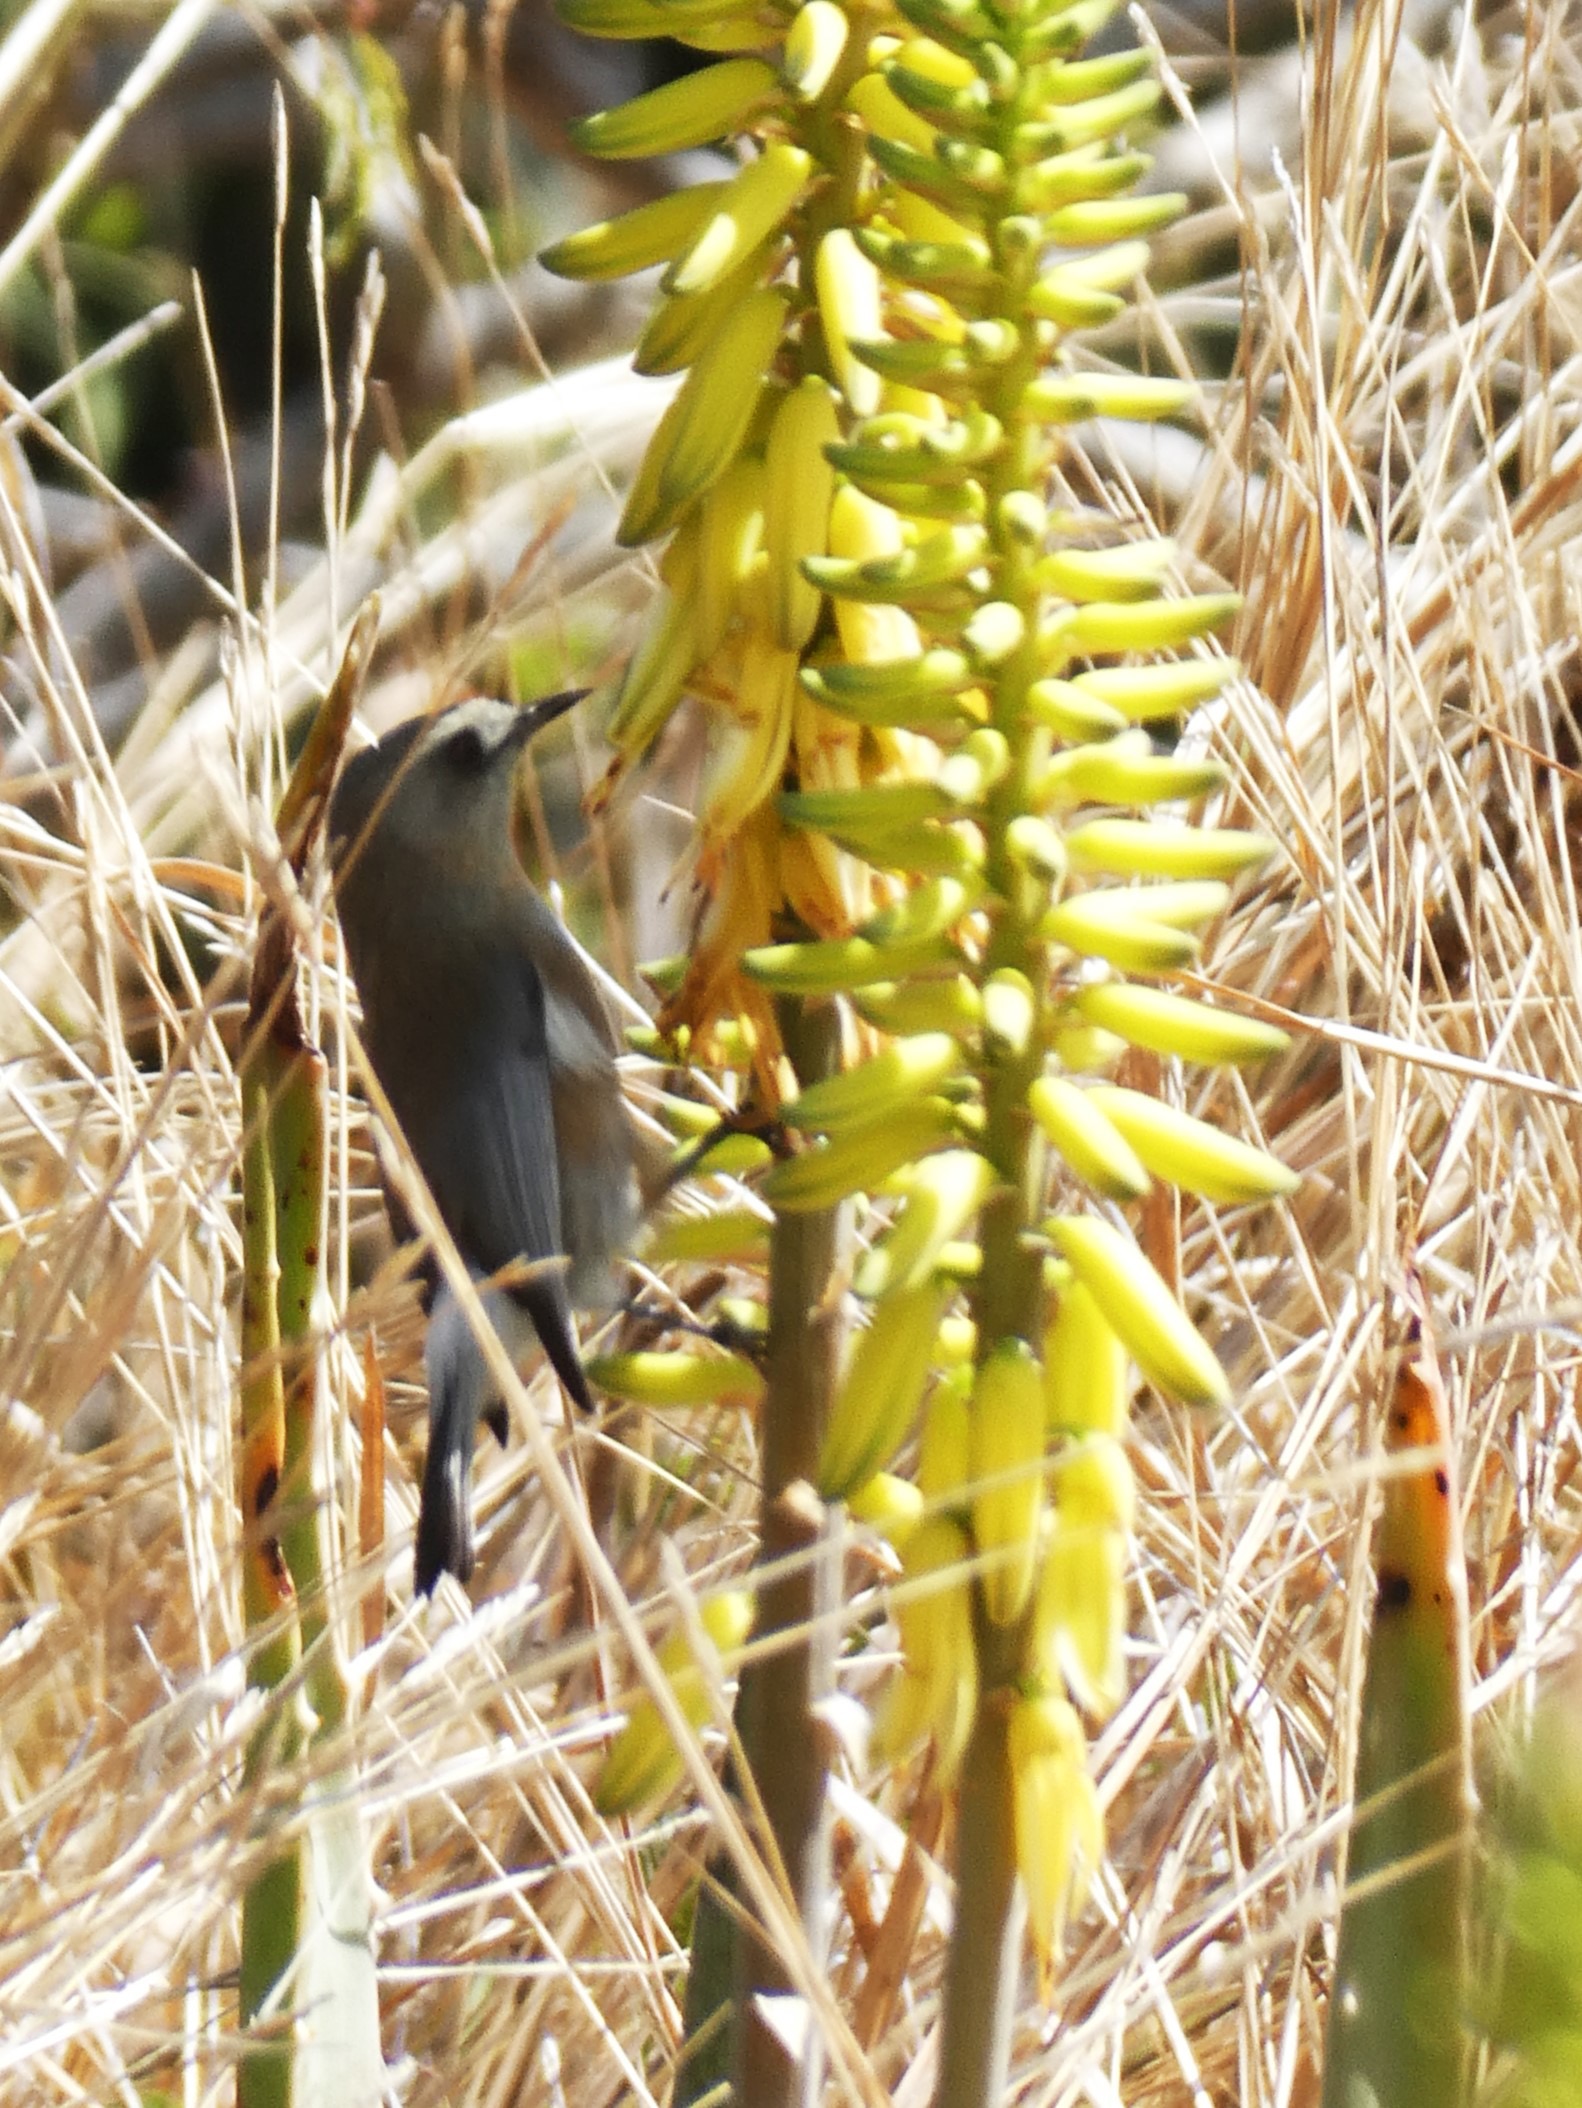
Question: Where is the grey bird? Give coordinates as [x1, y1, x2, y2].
[330, 693, 637, 1593]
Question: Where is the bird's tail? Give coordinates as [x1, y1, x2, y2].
[415, 1278, 489, 1592]
[415, 1405, 473, 1593]
[415, 1271, 588, 1592]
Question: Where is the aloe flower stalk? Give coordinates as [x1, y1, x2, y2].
[550, 0, 1295, 2097]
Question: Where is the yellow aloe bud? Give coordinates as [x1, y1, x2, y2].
[961, 598, 1026, 668]
[646, 1075, 712, 1120]
[1017, 144, 1152, 215]
[875, 385, 949, 426]
[1028, 1074, 1150, 1201]
[1040, 47, 1153, 101]
[803, 645, 975, 719]
[827, 816, 984, 879]
[1025, 239, 1150, 327]
[1008, 1691, 1102, 1983]
[887, 187, 981, 248]
[619, 287, 790, 545]
[1004, 815, 1067, 890]
[761, 1097, 960, 1211]
[820, 1276, 953, 1499]
[1014, 76, 1161, 154]
[572, 56, 783, 158]
[847, 1469, 925, 1547]
[782, 775, 948, 837]
[635, 241, 778, 376]
[830, 407, 1002, 486]
[1050, 1020, 1127, 1076]
[856, 226, 991, 301]
[1086, 1086, 1299, 1205]
[1038, 1520, 1128, 1717]
[1023, 371, 1195, 426]
[695, 452, 767, 658]
[1024, 677, 1128, 742]
[641, 1204, 771, 1265]
[762, 375, 841, 650]
[698, 632, 799, 842]
[1072, 981, 1290, 1065]
[605, 584, 697, 755]
[846, 68, 935, 152]
[895, 34, 979, 85]
[861, 871, 982, 947]
[879, 1515, 978, 1772]
[584, 1349, 765, 1407]
[936, 1313, 977, 1365]
[806, 520, 990, 602]
[1046, 192, 1186, 244]
[855, 1149, 997, 1300]
[595, 1591, 755, 1813]
[783, 804, 976, 884]
[1042, 898, 1202, 977]
[785, 1034, 962, 1136]
[816, 228, 884, 416]
[1036, 1438, 1135, 1717]
[1057, 1434, 1136, 1532]
[885, 53, 988, 126]
[968, 1338, 1048, 1625]
[541, 181, 729, 280]
[1039, 736, 1225, 811]
[982, 968, 1036, 1056]
[680, 1130, 775, 1177]
[1076, 658, 1235, 720]
[1043, 1282, 1130, 1437]
[667, 141, 814, 295]
[1053, 594, 1241, 657]
[1053, 878, 1230, 932]
[1041, 538, 1175, 603]
[1065, 819, 1275, 881]
[917, 1365, 972, 1501]
[824, 483, 923, 664]
[1047, 1215, 1228, 1407]
[853, 973, 983, 1036]
[672, 8, 788, 51]
[784, 0, 848, 98]
[743, 926, 958, 997]
[937, 727, 1011, 805]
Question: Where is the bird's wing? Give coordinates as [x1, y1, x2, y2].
[404, 947, 592, 1409]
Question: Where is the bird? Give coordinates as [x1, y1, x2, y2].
[330, 692, 638, 1593]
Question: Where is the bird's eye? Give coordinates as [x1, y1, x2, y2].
[444, 724, 491, 772]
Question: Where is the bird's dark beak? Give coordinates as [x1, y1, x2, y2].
[508, 688, 588, 748]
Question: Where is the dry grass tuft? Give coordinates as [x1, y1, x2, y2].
[4, 0, 1582, 2101]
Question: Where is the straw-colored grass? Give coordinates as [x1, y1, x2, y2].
[4, 0, 1581, 2100]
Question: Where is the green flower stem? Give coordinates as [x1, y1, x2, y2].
[1321, 1293, 1472, 2108]
[238, 1043, 306, 2108]
[236, 609, 372, 2106]
[934, 1683, 1024, 2108]
[677, 1866, 737, 2108]
[935, 1099, 1042, 2108]
[732, 994, 848, 2108]
[930, 116, 1065, 2108]
[269, 1044, 347, 1737]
